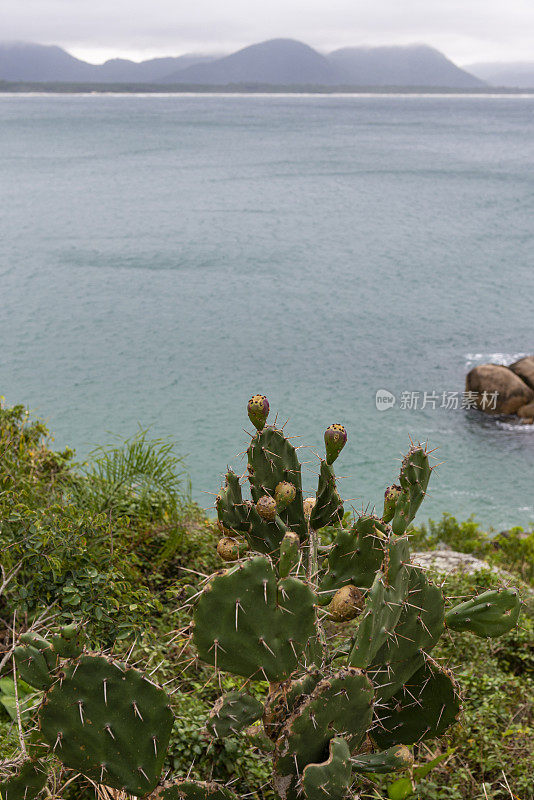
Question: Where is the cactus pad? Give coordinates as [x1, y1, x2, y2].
[370, 566, 445, 702]
[154, 780, 238, 800]
[352, 744, 413, 774]
[248, 426, 306, 540]
[38, 655, 173, 796]
[50, 625, 86, 659]
[193, 556, 317, 681]
[301, 737, 352, 800]
[14, 639, 55, 691]
[0, 760, 48, 800]
[445, 587, 520, 638]
[279, 532, 301, 578]
[372, 662, 460, 749]
[275, 668, 374, 775]
[309, 461, 344, 531]
[318, 515, 388, 602]
[207, 691, 264, 738]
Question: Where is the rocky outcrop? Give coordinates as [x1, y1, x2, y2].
[509, 356, 534, 391]
[465, 362, 534, 417]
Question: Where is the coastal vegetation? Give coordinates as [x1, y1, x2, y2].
[0, 399, 532, 800]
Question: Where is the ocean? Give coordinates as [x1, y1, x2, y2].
[1, 93, 533, 529]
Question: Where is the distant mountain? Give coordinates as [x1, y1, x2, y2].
[161, 39, 341, 85]
[0, 39, 487, 89]
[0, 42, 214, 83]
[328, 45, 485, 88]
[0, 42, 94, 82]
[464, 62, 534, 88]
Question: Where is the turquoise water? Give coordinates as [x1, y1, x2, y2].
[1, 93, 533, 528]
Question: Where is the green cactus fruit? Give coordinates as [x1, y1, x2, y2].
[50, 625, 86, 659]
[318, 515, 389, 603]
[327, 585, 365, 622]
[0, 760, 48, 800]
[256, 495, 277, 521]
[370, 565, 445, 703]
[153, 780, 238, 800]
[301, 737, 352, 800]
[193, 556, 317, 681]
[263, 670, 322, 741]
[38, 654, 173, 796]
[352, 744, 413, 774]
[216, 537, 248, 561]
[275, 481, 297, 511]
[248, 426, 306, 541]
[309, 462, 344, 530]
[274, 668, 374, 780]
[303, 497, 316, 521]
[372, 662, 461, 749]
[382, 485, 402, 524]
[248, 394, 270, 431]
[445, 587, 521, 638]
[324, 425, 347, 465]
[279, 532, 301, 578]
[14, 643, 55, 691]
[207, 691, 264, 738]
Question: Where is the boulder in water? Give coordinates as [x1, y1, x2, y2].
[465, 363, 534, 415]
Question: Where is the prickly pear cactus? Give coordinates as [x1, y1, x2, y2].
[190, 396, 522, 800]
[3, 399, 523, 800]
[9, 626, 174, 798]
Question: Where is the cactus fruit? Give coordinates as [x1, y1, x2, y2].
[0, 760, 48, 800]
[275, 481, 297, 511]
[303, 497, 316, 520]
[301, 738, 352, 800]
[324, 424, 347, 465]
[207, 691, 264, 738]
[216, 536, 248, 561]
[256, 495, 278, 521]
[445, 587, 521, 637]
[327, 585, 365, 622]
[247, 394, 270, 431]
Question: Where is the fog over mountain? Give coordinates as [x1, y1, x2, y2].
[465, 61, 534, 88]
[0, 42, 213, 83]
[0, 38, 487, 87]
[329, 45, 484, 88]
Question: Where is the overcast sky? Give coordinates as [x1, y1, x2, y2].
[3, 0, 533, 65]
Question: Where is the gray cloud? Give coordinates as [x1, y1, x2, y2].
[2, 0, 533, 63]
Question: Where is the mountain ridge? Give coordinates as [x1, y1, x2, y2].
[0, 39, 486, 88]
